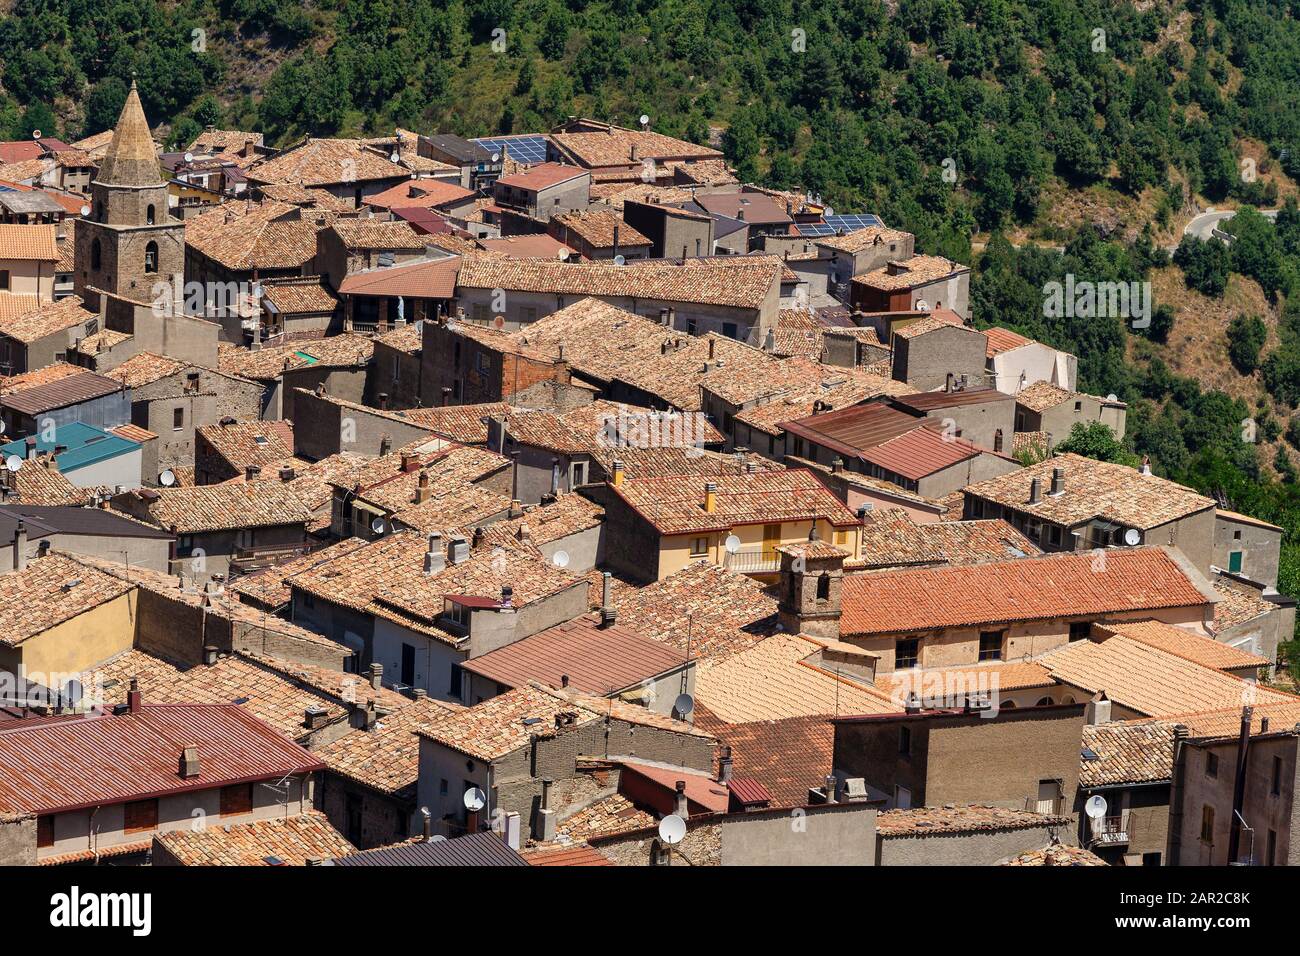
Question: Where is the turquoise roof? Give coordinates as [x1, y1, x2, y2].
[1, 421, 139, 474]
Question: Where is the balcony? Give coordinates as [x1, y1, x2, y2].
[229, 543, 313, 574]
[1088, 812, 1132, 847]
[723, 549, 781, 575]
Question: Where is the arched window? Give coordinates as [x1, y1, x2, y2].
[816, 572, 830, 601]
[993, 429, 1004, 453]
[146, 204, 155, 225]
[90, 238, 101, 270]
[1036, 696, 1054, 707]
[144, 241, 158, 274]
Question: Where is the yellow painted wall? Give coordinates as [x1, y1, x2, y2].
[656, 519, 860, 579]
[15, 591, 137, 678]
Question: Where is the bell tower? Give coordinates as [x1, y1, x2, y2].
[776, 531, 847, 641]
[74, 79, 184, 309]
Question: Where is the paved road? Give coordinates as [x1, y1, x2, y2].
[1183, 207, 1278, 242]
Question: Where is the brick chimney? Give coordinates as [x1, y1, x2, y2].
[245, 465, 261, 481]
[414, 471, 432, 504]
[127, 677, 142, 713]
[673, 780, 689, 818]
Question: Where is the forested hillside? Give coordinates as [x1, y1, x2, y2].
[7, 0, 1300, 657]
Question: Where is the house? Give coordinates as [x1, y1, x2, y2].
[985, 326, 1077, 394]
[960, 454, 1220, 571]
[194, 419, 295, 485]
[414, 682, 713, 840]
[370, 323, 423, 410]
[0, 421, 143, 488]
[779, 401, 1019, 498]
[476, 492, 606, 573]
[689, 192, 793, 251]
[620, 197, 714, 260]
[547, 119, 723, 186]
[257, 276, 340, 343]
[0, 223, 59, 304]
[887, 312, 987, 391]
[317, 219, 429, 292]
[245, 138, 411, 208]
[874, 805, 1080, 866]
[850, 256, 971, 318]
[601, 467, 862, 582]
[886, 385, 1016, 453]
[334, 830, 528, 865]
[289, 390, 441, 461]
[0, 503, 172, 573]
[109, 480, 312, 581]
[461, 612, 694, 712]
[216, 334, 374, 420]
[1013, 381, 1127, 447]
[0, 295, 99, 375]
[491, 163, 591, 223]
[364, 178, 478, 220]
[417, 133, 502, 190]
[335, 255, 458, 333]
[1076, 717, 1177, 866]
[855, 509, 1040, 571]
[485, 410, 597, 503]
[0, 368, 128, 437]
[153, 810, 354, 866]
[0, 696, 322, 865]
[289, 530, 588, 702]
[1214, 509, 1284, 587]
[548, 209, 652, 261]
[811, 226, 916, 301]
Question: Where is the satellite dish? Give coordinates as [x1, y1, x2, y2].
[463, 787, 486, 812]
[158, 469, 176, 487]
[824, 207, 835, 217]
[658, 814, 686, 845]
[551, 549, 570, 568]
[493, 315, 505, 329]
[390, 150, 401, 163]
[371, 516, 386, 535]
[4, 455, 22, 473]
[1122, 527, 1142, 547]
[915, 299, 930, 311]
[427, 834, 447, 843]
[673, 692, 694, 717]
[613, 254, 626, 266]
[490, 152, 501, 163]
[79, 205, 91, 217]
[0, 419, 5, 434]
[639, 114, 650, 127]
[724, 534, 741, 554]
[1085, 794, 1108, 820]
[1106, 393, 1118, 402]
[31, 129, 41, 140]
[183, 151, 194, 163]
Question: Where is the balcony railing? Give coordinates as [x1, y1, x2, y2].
[723, 549, 781, 574]
[1088, 813, 1132, 846]
[229, 543, 313, 574]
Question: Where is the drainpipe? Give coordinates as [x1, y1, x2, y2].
[1228, 706, 1253, 863]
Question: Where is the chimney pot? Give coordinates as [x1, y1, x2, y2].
[1050, 467, 1064, 496]
[1028, 477, 1042, 504]
[369, 663, 383, 691]
[127, 677, 142, 713]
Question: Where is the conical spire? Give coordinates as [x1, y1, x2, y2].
[96, 77, 163, 188]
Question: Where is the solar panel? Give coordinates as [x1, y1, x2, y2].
[795, 213, 884, 238]
[795, 223, 835, 237]
[472, 134, 549, 165]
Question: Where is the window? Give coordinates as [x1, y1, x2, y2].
[722, 322, 738, 340]
[0, 269, 8, 290]
[993, 429, 1003, 453]
[1200, 805, 1215, 843]
[1069, 621, 1092, 642]
[448, 662, 465, 700]
[978, 631, 1003, 661]
[1272, 755, 1283, 796]
[1074, 401, 1082, 411]
[1206, 752, 1219, 778]
[690, 537, 709, 558]
[1048, 525, 1063, 547]
[816, 573, 830, 601]
[570, 460, 588, 486]
[895, 638, 919, 669]
[1267, 829, 1277, 866]
[146, 204, 155, 225]
[172, 406, 184, 431]
[220, 783, 253, 817]
[91, 238, 101, 270]
[1229, 551, 1243, 574]
[37, 815, 53, 848]
[1233, 529, 1242, 540]
[1035, 696, 1054, 706]
[898, 726, 911, 756]
[144, 241, 158, 273]
[401, 643, 415, 686]
[124, 798, 159, 834]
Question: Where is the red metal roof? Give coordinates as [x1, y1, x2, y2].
[0, 703, 324, 816]
[727, 777, 773, 807]
[861, 425, 981, 480]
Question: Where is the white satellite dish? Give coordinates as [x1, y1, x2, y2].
[490, 152, 501, 163]
[79, 205, 91, 217]
[639, 114, 650, 127]
[1085, 794, 1108, 820]
[1122, 528, 1142, 547]
[824, 206, 835, 217]
[31, 129, 41, 140]
[158, 469, 176, 487]
[658, 814, 686, 845]
[1106, 393, 1118, 403]
[915, 299, 930, 311]
[463, 787, 486, 811]
[371, 516, 386, 535]
[183, 151, 194, 163]
[724, 534, 741, 554]
[493, 315, 505, 329]
[0, 419, 5, 434]
[673, 693, 694, 717]
[389, 151, 400, 163]
[613, 254, 626, 266]
[4, 455, 22, 473]
[551, 550, 570, 568]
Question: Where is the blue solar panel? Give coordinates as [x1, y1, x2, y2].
[796, 213, 884, 238]
[796, 223, 835, 237]
[472, 135, 549, 164]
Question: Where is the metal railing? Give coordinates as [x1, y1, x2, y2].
[723, 549, 781, 574]
[1089, 813, 1132, 846]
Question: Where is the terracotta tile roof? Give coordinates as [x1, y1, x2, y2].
[337, 256, 459, 299]
[247, 138, 409, 187]
[734, 377, 914, 437]
[389, 481, 511, 533]
[0, 551, 134, 647]
[495, 161, 589, 190]
[217, 333, 374, 380]
[261, 276, 338, 314]
[121, 480, 312, 534]
[695, 633, 894, 722]
[841, 547, 1214, 637]
[0, 158, 48, 183]
[853, 255, 969, 292]
[610, 467, 860, 535]
[73, 326, 132, 357]
[154, 810, 354, 865]
[550, 126, 720, 169]
[964, 454, 1215, 530]
[1014, 381, 1075, 413]
[1161, 699, 1300, 739]
[232, 537, 369, 609]
[5, 458, 93, 505]
[342, 445, 509, 514]
[714, 714, 834, 807]
[187, 128, 261, 153]
[1040, 636, 1295, 717]
[0, 223, 58, 260]
[1004, 843, 1107, 866]
[256, 182, 357, 213]
[364, 179, 475, 211]
[879, 660, 1057, 705]
[105, 351, 186, 388]
[984, 326, 1035, 357]
[0, 295, 95, 344]
[499, 408, 592, 454]
[875, 805, 1070, 836]
[552, 209, 651, 248]
[70, 130, 114, 156]
[331, 219, 426, 251]
[1095, 619, 1269, 671]
[1211, 578, 1277, 632]
[399, 402, 512, 444]
[609, 561, 779, 660]
[197, 419, 295, 474]
[562, 399, 724, 447]
[593, 446, 781, 481]
[0, 702, 324, 816]
[227, 454, 369, 533]
[374, 322, 423, 355]
[592, 182, 700, 210]
[184, 201, 326, 271]
[462, 616, 687, 696]
[814, 225, 912, 255]
[520, 843, 613, 865]
[111, 422, 156, 443]
[1215, 508, 1283, 532]
[1011, 430, 1050, 457]
[556, 793, 655, 842]
[857, 510, 1040, 569]
[315, 697, 463, 796]
[1079, 721, 1176, 788]
[482, 493, 605, 548]
[456, 255, 780, 312]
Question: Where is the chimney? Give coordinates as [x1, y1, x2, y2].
[830, 457, 843, 474]
[945, 372, 955, 393]
[667, 307, 675, 328]
[12, 520, 26, 571]
[823, 774, 837, 803]
[536, 778, 557, 841]
[415, 470, 432, 504]
[127, 677, 142, 713]
[708, 337, 715, 360]
[737, 208, 745, 221]
[424, 532, 446, 574]
[1050, 467, 1064, 496]
[400, 452, 420, 473]
[560, 674, 569, 688]
[245, 465, 261, 482]
[703, 481, 717, 513]
[1028, 478, 1041, 504]
[612, 225, 620, 261]
[24, 436, 36, 460]
[441, 387, 452, 407]
[1085, 690, 1112, 725]
[369, 663, 383, 691]
[718, 746, 734, 783]
[611, 458, 625, 488]
[673, 780, 689, 819]
[203, 645, 219, 665]
[379, 435, 393, 456]
[378, 392, 389, 411]
[178, 745, 200, 779]
[550, 457, 561, 496]
[599, 571, 617, 628]
[500, 585, 514, 610]
[448, 535, 470, 564]
[304, 705, 330, 730]
[419, 807, 433, 842]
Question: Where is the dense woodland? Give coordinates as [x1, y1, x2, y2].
[6, 0, 1300, 661]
